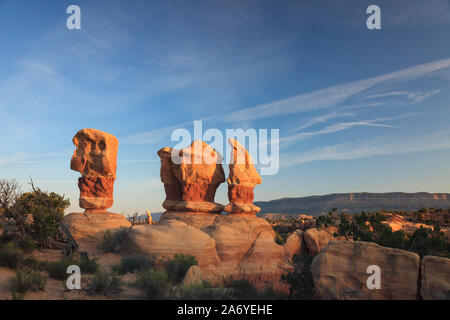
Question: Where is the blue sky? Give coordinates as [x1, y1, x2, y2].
[1, 0, 450, 215]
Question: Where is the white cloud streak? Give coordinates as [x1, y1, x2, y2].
[282, 130, 450, 166]
[222, 58, 450, 122]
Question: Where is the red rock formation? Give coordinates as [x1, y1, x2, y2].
[224, 139, 262, 214]
[157, 140, 225, 213]
[128, 212, 292, 291]
[70, 129, 118, 212]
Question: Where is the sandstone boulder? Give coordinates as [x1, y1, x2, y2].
[157, 141, 225, 213]
[182, 265, 204, 287]
[303, 227, 337, 255]
[127, 219, 221, 270]
[70, 129, 119, 212]
[149, 212, 291, 290]
[63, 212, 131, 254]
[420, 255, 450, 300]
[284, 230, 304, 258]
[311, 241, 420, 300]
[224, 139, 262, 214]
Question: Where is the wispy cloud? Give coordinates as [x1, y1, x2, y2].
[282, 129, 450, 166]
[281, 121, 395, 146]
[222, 58, 450, 122]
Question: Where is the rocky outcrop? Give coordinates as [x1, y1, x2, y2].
[127, 218, 221, 269]
[70, 129, 119, 212]
[157, 141, 225, 213]
[128, 212, 291, 290]
[63, 212, 131, 254]
[224, 139, 262, 214]
[284, 230, 304, 258]
[420, 255, 450, 300]
[311, 241, 420, 300]
[182, 265, 204, 287]
[303, 227, 338, 255]
[382, 215, 433, 234]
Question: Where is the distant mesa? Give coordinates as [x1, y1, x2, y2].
[255, 192, 450, 216]
[70, 128, 119, 213]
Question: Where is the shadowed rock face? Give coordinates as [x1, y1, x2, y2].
[224, 139, 262, 214]
[157, 140, 225, 213]
[70, 129, 118, 212]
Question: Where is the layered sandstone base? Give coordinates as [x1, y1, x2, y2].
[162, 200, 224, 213]
[64, 212, 131, 254]
[127, 211, 292, 292]
[224, 184, 260, 214]
[78, 176, 115, 210]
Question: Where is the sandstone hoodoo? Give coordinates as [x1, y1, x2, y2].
[70, 128, 119, 212]
[65, 128, 130, 253]
[224, 139, 262, 214]
[157, 140, 225, 213]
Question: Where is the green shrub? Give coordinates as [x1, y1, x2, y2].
[167, 254, 198, 284]
[282, 254, 315, 299]
[12, 191, 69, 246]
[86, 270, 123, 296]
[80, 256, 99, 274]
[98, 229, 128, 253]
[177, 281, 221, 300]
[16, 238, 36, 253]
[224, 278, 258, 300]
[10, 269, 46, 294]
[0, 243, 24, 269]
[45, 257, 77, 280]
[23, 257, 45, 271]
[274, 231, 285, 245]
[134, 268, 171, 299]
[113, 255, 154, 275]
[11, 291, 26, 300]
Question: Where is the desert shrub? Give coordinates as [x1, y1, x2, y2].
[134, 268, 171, 299]
[86, 270, 122, 296]
[45, 257, 77, 280]
[16, 238, 36, 253]
[336, 213, 450, 258]
[0, 233, 15, 246]
[113, 255, 154, 275]
[282, 254, 315, 299]
[10, 269, 46, 294]
[46, 255, 99, 279]
[11, 291, 26, 300]
[98, 229, 128, 253]
[12, 191, 69, 246]
[79, 256, 100, 274]
[1, 179, 70, 248]
[315, 215, 333, 228]
[167, 254, 198, 284]
[223, 278, 260, 300]
[0, 243, 24, 269]
[23, 257, 45, 271]
[408, 226, 450, 258]
[274, 231, 285, 245]
[177, 281, 222, 300]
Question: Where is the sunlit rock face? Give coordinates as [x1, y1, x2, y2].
[157, 140, 225, 213]
[70, 128, 119, 212]
[224, 139, 262, 214]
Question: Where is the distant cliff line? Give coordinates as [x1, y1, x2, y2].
[254, 192, 450, 216]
